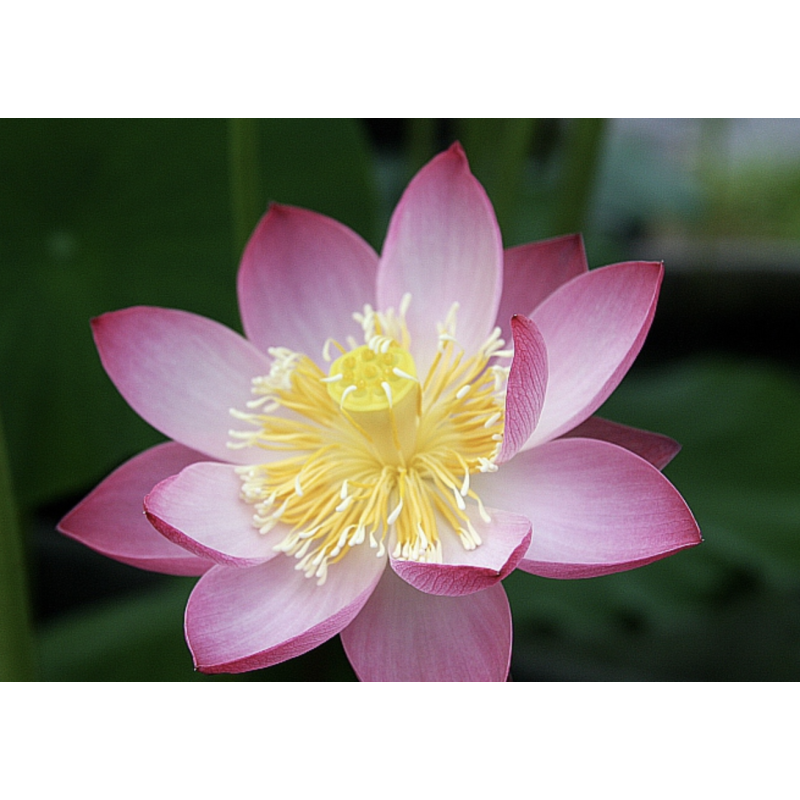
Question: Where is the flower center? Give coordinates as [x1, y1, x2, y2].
[228, 298, 510, 585]
[324, 343, 419, 466]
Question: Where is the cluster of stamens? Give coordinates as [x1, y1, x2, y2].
[228, 294, 512, 585]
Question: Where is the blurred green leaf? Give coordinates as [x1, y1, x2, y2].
[38, 578, 357, 681]
[0, 119, 377, 509]
[602, 357, 800, 582]
[506, 356, 800, 679]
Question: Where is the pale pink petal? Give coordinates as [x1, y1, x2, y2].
[92, 307, 272, 464]
[237, 205, 379, 365]
[185, 547, 386, 673]
[474, 438, 701, 578]
[497, 315, 548, 463]
[495, 233, 588, 344]
[390, 507, 530, 596]
[341, 567, 511, 682]
[144, 462, 283, 568]
[524, 261, 663, 447]
[561, 416, 681, 470]
[57, 442, 214, 575]
[376, 143, 503, 374]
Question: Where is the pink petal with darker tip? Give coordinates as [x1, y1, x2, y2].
[525, 261, 663, 448]
[57, 442, 214, 575]
[341, 567, 511, 682]
[390, 507, 530, 596]
[561, 416, 681, 470]
[185, 546, 386, 673]
[377, 143, 503, 374]
[144, 462, 283, 568]
[92, 306, 272, 464]
[474, 437, 701, 579]
[495, 233, 588, 345]
[237, 205, 379, 365]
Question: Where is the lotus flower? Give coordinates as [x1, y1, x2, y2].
[58, 143, 700, 681]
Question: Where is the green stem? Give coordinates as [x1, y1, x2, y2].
[228, 119, 263, 258]
[551, 118, 606, 236]
[0, 408, 36, 680]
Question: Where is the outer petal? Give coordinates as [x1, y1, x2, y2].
[524, 261, 663, 448]
[144, 462, 283, 568]
[237, 205, 379, 364]
[390, 507, 530, 597]
[475, 438, 701, 578]
[495, 233, 588, 345]
[497, 315, 548, 463]
[376, 143, 503, 374]
[57, 442, 214, 576]
[561, 416, 681, 470]
[92, 307, 272, 464]
[341, 567, 511, 682]
[186, 546, 386, 673]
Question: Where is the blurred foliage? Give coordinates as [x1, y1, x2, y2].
[2, 118, 800, 680]
[507, 357, 800, 680]
[704, 161, 800, 239]
[0, 119, 377, 508]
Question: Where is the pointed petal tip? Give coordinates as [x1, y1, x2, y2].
[56, 442, 216, 577]
[520, 534, 702, 580]
[561, 419, 683, 470]
[446, 139, 467, 161]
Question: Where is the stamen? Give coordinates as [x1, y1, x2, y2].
[484, 411, 502, 428]
[339, 384, 357, 408]
[229, 296, 507, 582]
[393, 367, 417, 382]
[386, 499, 403, 525]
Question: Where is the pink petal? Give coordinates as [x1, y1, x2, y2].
[524, 261, 663, 448]
[561, 416, 681, 470]
[341, 567, 511, 682]
[57, 442, 214, 576]
[237, 205, 379, 365]
[495, 233, 588, 344]
[475, 438, 701, 578]
[92, 307, 273, 464]
[144, 462, 282, 568]
[376, 143, 503, 374]
[185, 546, 386, 673]
[497, 314, 548, 463]
[390, 507, 530, 596]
